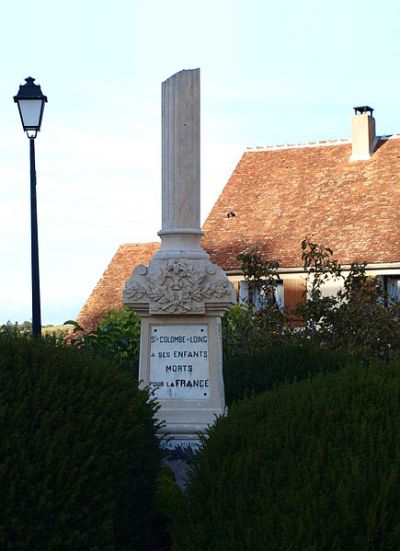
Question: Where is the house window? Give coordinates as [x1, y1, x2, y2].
[382, 276, 400, 304]
[238, 280, 249, 306]
[388, 278, 400, 302]
[239, 280, 284, 311]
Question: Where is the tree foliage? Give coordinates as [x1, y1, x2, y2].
[64, 306, 141, 376]
[0, 320, 33, 336]
[223, 253, 286, 354]
[224, 238, 400, 359]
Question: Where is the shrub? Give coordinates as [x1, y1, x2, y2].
[223, 341, 351, 405]
[65, 306, 141, 377]
[176, 360, 400, 550]
[0, 333, 163, 550]
[0, 320, 32, 336]
[155, 467, 186, 549]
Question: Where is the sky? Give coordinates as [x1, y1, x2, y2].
[1, 0, 400, 325]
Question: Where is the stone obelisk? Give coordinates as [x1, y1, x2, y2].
[123, 69, 235, 446]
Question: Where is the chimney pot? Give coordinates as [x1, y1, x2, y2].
[353, 105, 374, 116]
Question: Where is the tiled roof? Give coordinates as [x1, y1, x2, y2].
[77, 243, 159, 330]
[202, 136, 400, 270]
[78, 135, 400, 329]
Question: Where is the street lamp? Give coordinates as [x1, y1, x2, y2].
[14, 77, 48, 337]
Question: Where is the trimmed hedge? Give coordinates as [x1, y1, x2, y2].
[176, 360, 400, 550]
[223, 341, 351, 405]
[0, 334, 163, 550]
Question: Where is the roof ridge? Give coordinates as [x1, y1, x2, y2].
[119, 241, 159, 249]
[246, 139, 349, 152]
[245, 134, 400, 152]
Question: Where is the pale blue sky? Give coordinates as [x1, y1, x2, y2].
[1, 0, 399, 324]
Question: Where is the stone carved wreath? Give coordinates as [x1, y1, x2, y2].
[124, 259, 231, 313]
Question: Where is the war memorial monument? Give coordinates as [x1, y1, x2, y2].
[123, 69, 235, 448]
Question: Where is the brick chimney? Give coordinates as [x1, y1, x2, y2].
[350, 106, 377, 161]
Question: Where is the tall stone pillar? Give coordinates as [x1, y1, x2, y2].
[123, 69, 235, 446]
[160, 69, 202, 251]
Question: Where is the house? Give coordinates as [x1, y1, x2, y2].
[78, 107, 400, 330]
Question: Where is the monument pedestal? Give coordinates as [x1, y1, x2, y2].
[138, 315, 225, 438]
[124, 252, 235, 440]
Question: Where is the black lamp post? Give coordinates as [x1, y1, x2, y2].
[14, 77, 47, 337]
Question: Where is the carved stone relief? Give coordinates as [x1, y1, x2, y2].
[123, 259, 234, 314]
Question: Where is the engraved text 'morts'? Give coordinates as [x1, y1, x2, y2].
[166, 364, 193, 372]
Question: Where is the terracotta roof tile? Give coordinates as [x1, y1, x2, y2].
[202, 137, 400, 270]
[78, 136, 400, 329]
[77, 243, 159, 330]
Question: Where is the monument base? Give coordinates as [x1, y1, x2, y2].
[159, 433, 201, 490]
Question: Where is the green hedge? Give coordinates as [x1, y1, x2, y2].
[223, 341, 351, 405]
[176, 360, 400, 550]
[0, 334, 163, 550]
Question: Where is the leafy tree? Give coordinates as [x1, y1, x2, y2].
[236, 251, 280, 308]
[296, 239, 400, 357]
[330, 264, 399, 358]
[223, 252, 286, 355]
[296, 237, 343, 338]
[226, 238, 400, 359]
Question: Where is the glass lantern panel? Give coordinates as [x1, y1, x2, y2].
[18, 99, 43, 129]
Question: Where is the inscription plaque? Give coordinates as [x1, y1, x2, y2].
[149, 324, 210, 400]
